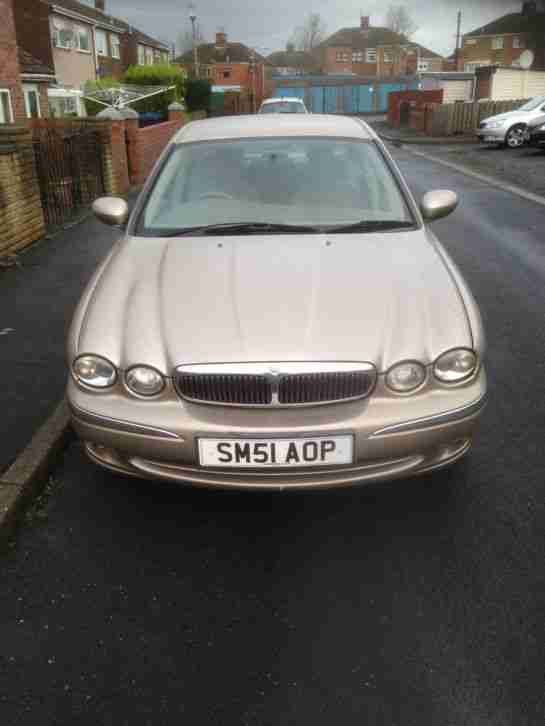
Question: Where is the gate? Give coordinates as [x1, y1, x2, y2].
[33, 124, 105, 228]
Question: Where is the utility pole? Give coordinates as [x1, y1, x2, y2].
[189, 8, 199, 79]
[455, 10, 462, 69]
[249, 49, 257, 113]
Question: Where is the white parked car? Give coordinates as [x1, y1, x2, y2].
[477, 96, 545, 148]
[258, 97, 309, 114]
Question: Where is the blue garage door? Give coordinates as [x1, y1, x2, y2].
[325, 87, 342, 113]
[310, 86, 325, 113]
[356, 85, 374, 113]
[277, 87, 305, 100]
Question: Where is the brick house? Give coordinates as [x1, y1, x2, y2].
[266, 47, 320, 76]
[459, 0, 545, 72]
[176, 32, 266, 107]
[315, 16, 443, 77]
[0, 0, 25, 123]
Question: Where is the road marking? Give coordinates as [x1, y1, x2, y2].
[403, 147, 545, 209]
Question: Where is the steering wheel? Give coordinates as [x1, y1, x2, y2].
[198, 192, 235, 201]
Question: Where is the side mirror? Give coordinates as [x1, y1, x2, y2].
[420, 190, 458, 222]
[92, 196, 129, 227]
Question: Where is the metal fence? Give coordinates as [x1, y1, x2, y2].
[33, 124, 105, 228]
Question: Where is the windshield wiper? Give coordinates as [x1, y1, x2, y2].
[156, 222, 323, 237]
[326, 220, 416, 233]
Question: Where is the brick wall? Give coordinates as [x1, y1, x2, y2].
[0, 0, 25, 123]
[388, 89, 443, 126]
[459, 34, 534, 71]
[128, 117, 186, 186]
[0, 125, 45, 255]
[13, 0, 54, 75]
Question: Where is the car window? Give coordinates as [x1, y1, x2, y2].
[260, 102, 306, 114]
[137, 138, 414, 235]
[518, 97, 545, 112]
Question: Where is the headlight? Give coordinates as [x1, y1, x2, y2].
[125, 366, 165, 396]
[386, 361, 426, 393]
[486, 120, 505, 129]
[73, 355, 117, 388]
[434, 349, 477, 383]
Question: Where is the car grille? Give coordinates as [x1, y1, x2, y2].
[174, 363, 376, 407]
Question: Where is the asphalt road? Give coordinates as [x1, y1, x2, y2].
[2, 148, 545, 725]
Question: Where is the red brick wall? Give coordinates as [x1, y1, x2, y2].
[388, 89, 443, 126]
[213, 63, 265, 107]
[13, 0, 54, 75]
[129, 118, 185, 186]
[0, 0, 24, 123]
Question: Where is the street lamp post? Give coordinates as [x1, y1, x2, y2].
[189, 12, 199, 79]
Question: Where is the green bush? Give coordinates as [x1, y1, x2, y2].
[83, 77, 121, 117]
[122, 64, 186, 114]
[185, 79, 212, 112]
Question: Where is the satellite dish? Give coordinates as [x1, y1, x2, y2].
[515, 50, 535, 69]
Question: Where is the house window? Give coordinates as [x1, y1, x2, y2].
[492, 37, 504, 50]
[154, 50, 161, 64]
[95, 29, 107, 56]
[465, 38, 477, 46]
[366, 48, 377, 63]
[417, 60, 429, 72]
[383, 51, 393, 63]
[0, 89, 13, 124]
[352, 51, 364, 63]
[335, 51, 349, 62]
[75, 25, 91, 52]
[464, 61, 489, 71]
[111, 34, 120, 59]
[223, 69, 231, 78]
[145, 46, 154, 65]
[23, 84, 41, 119]
[51, 18, 74, 49]
[513, 37, 524, 49]
[138, 44, 146, 65]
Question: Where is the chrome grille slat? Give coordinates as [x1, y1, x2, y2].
[175, 363, 376, 407]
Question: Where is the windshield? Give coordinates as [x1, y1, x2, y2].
[518, 97, 545, 112]
[138, 138, 414, 235]
[260, 101, 307, 114]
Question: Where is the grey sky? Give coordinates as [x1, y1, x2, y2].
[99, 0, 521, 57]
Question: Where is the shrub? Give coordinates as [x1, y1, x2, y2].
[185, 79, 212, 112]
[122, 64, 186, 114]
[83, 77, 121, 117]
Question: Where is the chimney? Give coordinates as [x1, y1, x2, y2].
[360, 16, 370, 31]
[216, 31, 227, 48]
[95, 0, 105, 11]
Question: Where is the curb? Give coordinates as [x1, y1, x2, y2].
[379, 132, 475, 146]
[0, 399, 72, 547]
[405, 147, 545, 209]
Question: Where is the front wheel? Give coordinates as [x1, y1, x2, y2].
[505, 124, 526, 149]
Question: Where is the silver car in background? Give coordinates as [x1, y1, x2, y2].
[258, 97, 309, 114]
[67, 115, 486, 490]
[477, 95, 545, 148]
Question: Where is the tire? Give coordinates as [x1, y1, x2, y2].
[505, 124, 526, 149]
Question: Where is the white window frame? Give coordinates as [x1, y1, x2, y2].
[366, 48, 377, 63]
[0, 89, 14, 124]
[335, 51, 349, 62]
[95, 29, 107, 57]
[417, 60, 429, 72]
[138, 44, 146, 65]
[383, 50, 393, 63]
[145, 46, 154, 65]
[513, 37, 524, 49]
[23, 84, 41, 119]
[352, 51, 364, 63]
[492, 36, 504, 50]
[75, 25, 91, 53]
[111, 34, 121, 59]
[51, 18, 74, 50]
[465, 38, 477, 46]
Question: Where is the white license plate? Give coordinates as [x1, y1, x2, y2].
[198, 436, 354, 468]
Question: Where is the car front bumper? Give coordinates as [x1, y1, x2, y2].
[67, 368, 487, 490]
[526, 129, 545, 146]
[476, 127, 506, 143]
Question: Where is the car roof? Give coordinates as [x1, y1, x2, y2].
[173, 114, 375, 143]
[261, 97, 305, 104]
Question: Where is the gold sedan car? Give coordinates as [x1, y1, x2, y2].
[67, 115, 486, 490]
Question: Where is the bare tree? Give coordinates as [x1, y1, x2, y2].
[386, 5, 418, 38]
[290, 13, 326, 52]
[176, 22, 204, 56]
